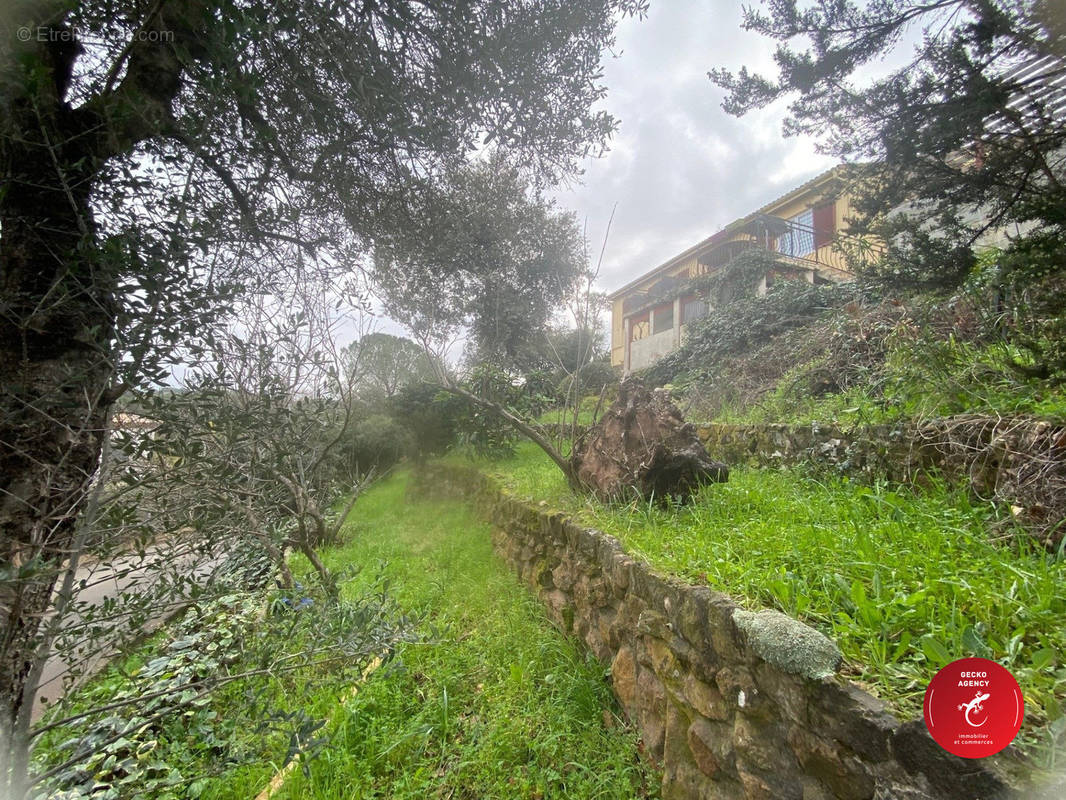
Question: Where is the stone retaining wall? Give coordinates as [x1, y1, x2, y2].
[696, 422, 911, 480]
[411, 464, 1030, 800]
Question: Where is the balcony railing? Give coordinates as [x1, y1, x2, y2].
[622, 214, 870, 317]
[743, 213, 866, 275]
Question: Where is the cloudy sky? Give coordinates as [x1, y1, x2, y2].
[553, 2, 838, 296]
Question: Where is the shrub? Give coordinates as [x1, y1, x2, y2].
[385, 383, 464, 462]
[555, 359, 617, 401]
[345, 414, 415, 474]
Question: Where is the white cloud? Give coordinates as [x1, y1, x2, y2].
[553, 0, 838, 294]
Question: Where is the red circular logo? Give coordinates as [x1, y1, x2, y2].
[923, 657, 1024, 758]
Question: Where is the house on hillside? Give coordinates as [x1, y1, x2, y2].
[609, 54, 1066, 375]
[609, 165, 868, 374]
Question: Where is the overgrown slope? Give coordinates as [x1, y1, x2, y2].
[642, 276, 1066, 428]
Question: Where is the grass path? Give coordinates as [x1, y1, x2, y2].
[278, 471, 658, 799]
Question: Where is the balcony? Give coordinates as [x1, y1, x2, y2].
[621, 273, 685, 316]
[742, 213, 856, 276]
[629, 328, 677, 371]
[621, 213, 864, 318]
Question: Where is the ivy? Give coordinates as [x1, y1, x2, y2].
[32, 575, 409, 800]
[689, 249, 784, 302]
[643, 277, 860, 386]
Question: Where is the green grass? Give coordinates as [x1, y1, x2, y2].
[536, 395, 607, 428]
[709, 384, 903, 428]
[276, 471, 658, 799]
[33, 474, 656, 799]
[478, 443, 1066, 765]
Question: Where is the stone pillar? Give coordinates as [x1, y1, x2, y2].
[756, 275, 768, 297]
[673, 296, 682, 348]
[623, 317, 631, 375]
[806, 269, 815, 284]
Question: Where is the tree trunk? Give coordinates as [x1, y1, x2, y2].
[0, 33, 115, 794]
[439, 383, 585, 492]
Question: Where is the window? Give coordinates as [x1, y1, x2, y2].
[682, 298, 708, 323]
[813, 200, 836, 249]
[652, 304, 673, 335]
[776, 208, 815, 257]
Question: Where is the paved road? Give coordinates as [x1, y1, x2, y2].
[32, 545, 225, 722]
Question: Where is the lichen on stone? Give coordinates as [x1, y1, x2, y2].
[732, 608, 842, 681]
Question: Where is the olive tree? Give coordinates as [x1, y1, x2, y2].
[159, 287, 371, 596]
[373, 152, 593, 485]
[18, 280, 390, 800]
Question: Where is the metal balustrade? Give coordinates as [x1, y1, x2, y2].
[621, 214, 869, 317]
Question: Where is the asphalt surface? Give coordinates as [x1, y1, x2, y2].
[32, 546, 224, 722]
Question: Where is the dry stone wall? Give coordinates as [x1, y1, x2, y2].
[696, 422, 910, 480]
[411, 464, 1030, 800]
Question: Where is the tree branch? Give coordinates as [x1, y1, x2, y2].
[438, 380, 582, 491]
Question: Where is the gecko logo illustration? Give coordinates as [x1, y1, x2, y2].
[958, 691, 990, 727]
[923, 657, 1024, 758]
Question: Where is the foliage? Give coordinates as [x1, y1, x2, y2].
[372, 151, 615, 490]
[970, 249, 1066, 384]
[642, 278, 858, 386]
[488, 443, 1066, 765]
[689, 248, 785, 302]
[541, 326, 611, 375]
[556, 360, 618, 404]
[276, 472, 659, 799]
[711, 0, 1066, 293]
[543, 255, 615, 439]
[10, 289, 380, 799]
[32, 580, 406, 800]
[452, 363, 556, 459]
[373, 152, 589, 372]
[0, 0, 646, 787]
[343, 333, 435, 405]
[384, 384, 465, 463]
[503, 323, 613, 398]
[641, 242, 1066, 425]
[151, 299, 368, 594]
[856, 219, 979, 292]
[671, 267, 1066, 427]
[344, 414, 415, 475]
[877, 335, 1066, 422]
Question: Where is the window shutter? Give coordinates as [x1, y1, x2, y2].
[813, 201, 836, 250]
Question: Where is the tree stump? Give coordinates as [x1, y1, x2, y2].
[570, 378, 728, 503]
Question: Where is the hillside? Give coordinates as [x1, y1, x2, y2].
[641, 275, 1066, 429]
